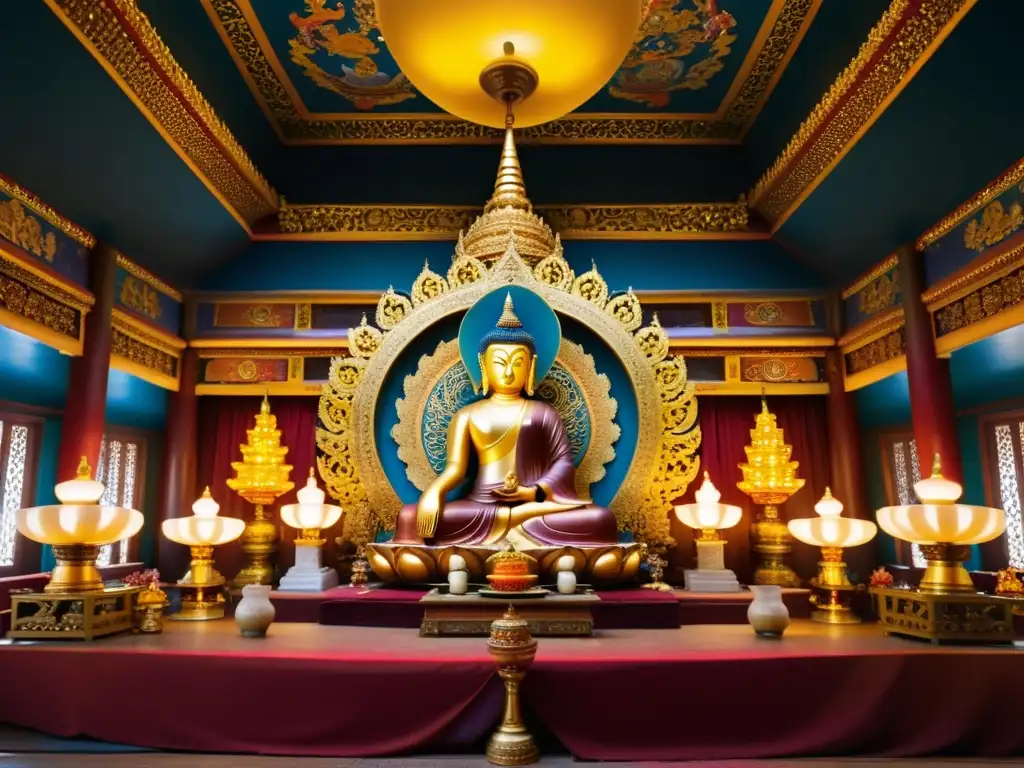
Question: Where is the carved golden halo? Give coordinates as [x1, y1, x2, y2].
[317, 237, 700, 548]
[392, 338, 619, 498]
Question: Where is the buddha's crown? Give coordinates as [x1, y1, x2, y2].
[478, 293, 536, 354]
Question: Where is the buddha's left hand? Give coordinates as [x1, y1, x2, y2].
[494, 485, 537, 503]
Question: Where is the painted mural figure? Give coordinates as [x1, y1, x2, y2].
[393, 294, 618, 548]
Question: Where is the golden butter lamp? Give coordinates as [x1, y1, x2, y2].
[876, 455, 1004, 593]
[227, 395, 294, 588]
[788, 488, 877, 624]
[16, 456, 144, 593]
[278, 469, 344, 592]
[374, 0, 645, 129]
[162, 488, 245, 620]
[737, 397, 804, 587]
[674, 472, 742, 592]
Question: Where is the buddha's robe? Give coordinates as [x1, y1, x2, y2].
[394, 401, 618, 546]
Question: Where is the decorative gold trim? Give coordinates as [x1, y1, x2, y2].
[111, 309, 187, 352]
[43, 0, 278, 230]
[319, 240, 700, 548]
[393, 339, 618, 498]
[0, 306, 82, 356]
[194, 347, 347, 359]
[934, 298, 1024, 357]
[843, 355, 907, 392]
[0, 174, 94, 248]
[682, 348, 829, 358]
[750, 0, 977, 230]
[189, 337, 349, 350]
[673, 335, 833, 348]
[191, 290, 383, 304]
[917, 158, 1024, 249]
[844, 329, 904, 378]
[922, 239, 1024, 309]
[842, 254, 899, 299]
[110, 355, 179, 392]
[273, 203, 757, 239]
[839, 307, 905, 351]
[197, 382, 329, 396]
[115, 253, 181, 303]
[203, 0, 818, 145]
[695, 382, 829, 395]
[0, 247, 94, 311]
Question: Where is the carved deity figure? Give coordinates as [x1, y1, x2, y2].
[394, 294, 618, 548]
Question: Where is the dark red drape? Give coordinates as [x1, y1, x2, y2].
[196, 397, 325, 582]
[669, 396, 830, 585]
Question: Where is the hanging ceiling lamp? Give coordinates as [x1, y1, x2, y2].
[374, 0, 647, 128]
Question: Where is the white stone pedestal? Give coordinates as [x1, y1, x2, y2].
[685, 538, 740, 592]
[278, 543, 339, 592]
[684, 568, 741, 592]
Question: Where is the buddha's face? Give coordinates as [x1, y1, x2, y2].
[483, 343, 533, 395]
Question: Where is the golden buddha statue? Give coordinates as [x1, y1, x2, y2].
[394, 294, 618, 550]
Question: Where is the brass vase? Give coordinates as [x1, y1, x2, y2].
[486, 606, 539, 766]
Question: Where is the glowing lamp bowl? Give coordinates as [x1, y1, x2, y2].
[875, 505, 1005, 545]
[16, 505, 144, 594]
[161, 516, 246, 548]
[788, 517, 878, 549]
[374, 0, 645, 128]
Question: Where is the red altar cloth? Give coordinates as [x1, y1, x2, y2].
[1, 622, 1023, 760]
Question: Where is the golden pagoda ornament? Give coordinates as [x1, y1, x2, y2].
[227, 395, 294, 587]
[737, 396, 804, 587]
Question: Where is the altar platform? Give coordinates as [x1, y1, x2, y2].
[2, 620, 1021, 761]
[222, 585, 813, 628]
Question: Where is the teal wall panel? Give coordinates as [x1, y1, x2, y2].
[105, 370, 169, 433]
[202, 239, 825, 292]
[0, 326, 70, 410]
[854, 371, 911, 430]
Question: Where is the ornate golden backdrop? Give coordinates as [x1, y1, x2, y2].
[317, 239, 701, 548]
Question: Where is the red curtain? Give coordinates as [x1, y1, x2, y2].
[669, 396, 830, 585]
[196, 397, 324, 581]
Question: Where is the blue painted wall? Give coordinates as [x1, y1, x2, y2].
[0, 326, 168, 569]
[203, 239, 825, 292]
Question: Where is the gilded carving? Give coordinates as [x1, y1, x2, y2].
[318, 241, 700, 549]
[711, 302, 729, 329]
[0, 272, 79, 338]
[411, 262, 449, 306]
[934, 266, 1024, 337]
[244, 304, 279, 327]
[845, 329, 904, 375]
[0, 174, 94, 248]
[205, 0, 816, 143]
[857, 270, 900, 316]
[842, 254, 899, 299]
[120, 275, 163, 320]
[751, 0, 972, 224]
[963, 199, 1024, 252]
[743, 302, 784, 325]
[277, 203, 752, 237]
[115, 253, 181, 302]
[923, 241, 1024, 308]
[0, 199, 58, 263]
[111, 328, 179, 379]
[295, 303, 312, 330]
[918, 158, 1024, 249]
[47, 0, 277, 225]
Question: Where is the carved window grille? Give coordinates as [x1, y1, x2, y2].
[882, 433, 925, 567]
[95, 434, 145, 566]
[0, 414, 40, 574]
[981, 414, 1024, 569]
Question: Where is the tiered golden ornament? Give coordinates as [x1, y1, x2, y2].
[737, 396, 804, 586]
[227, 395, 294, 587]
[485, 546, 540, 594]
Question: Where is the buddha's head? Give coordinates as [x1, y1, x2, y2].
[478, 294, 537, 397]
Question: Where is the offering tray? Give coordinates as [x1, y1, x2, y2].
[419, 588, 598, 637]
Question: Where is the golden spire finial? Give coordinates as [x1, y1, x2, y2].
[201, 486, 212, 498]
[485, 110, 530, 214]
[497, 293, 522, 328]
[931, 453, 943, 477]
[260, 392, 270, 414]
[760, 387, 769, 414]
[823, 486, 833, 499]
[75, 456, 92, 480]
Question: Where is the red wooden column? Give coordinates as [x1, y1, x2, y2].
[157, 348, 198, 574]
[56, 242, 117, 482]
[898, 243, 962, 482]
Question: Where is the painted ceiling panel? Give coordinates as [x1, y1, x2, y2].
[776, 0, 1024, 284]
[0, 0, 250, 287]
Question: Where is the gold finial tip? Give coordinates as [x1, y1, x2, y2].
[931, 453, 943, 477]
[503, 40, 514, 56]
[308, 467, 315, 479]
[497, 293, 523, 328]
[823, 486, 833, 498]
[260, 393, 270, 414]
[201, 486, 212, 497]
[75, 456, 92, 480]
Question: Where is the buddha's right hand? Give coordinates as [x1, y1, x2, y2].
[416, 492, 442, 538]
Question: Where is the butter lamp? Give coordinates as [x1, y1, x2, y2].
[674, 472, 743, 593]
[788, 488, 877, 623]
[278, 469, 344, 592]
[161, 487, 245, 620]
[876, 454, 1004, 593]
[374, 0, 645, 128]
[16, 456, 144, 593]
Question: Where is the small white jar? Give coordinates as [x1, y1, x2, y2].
[556, 554, 577, 595]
